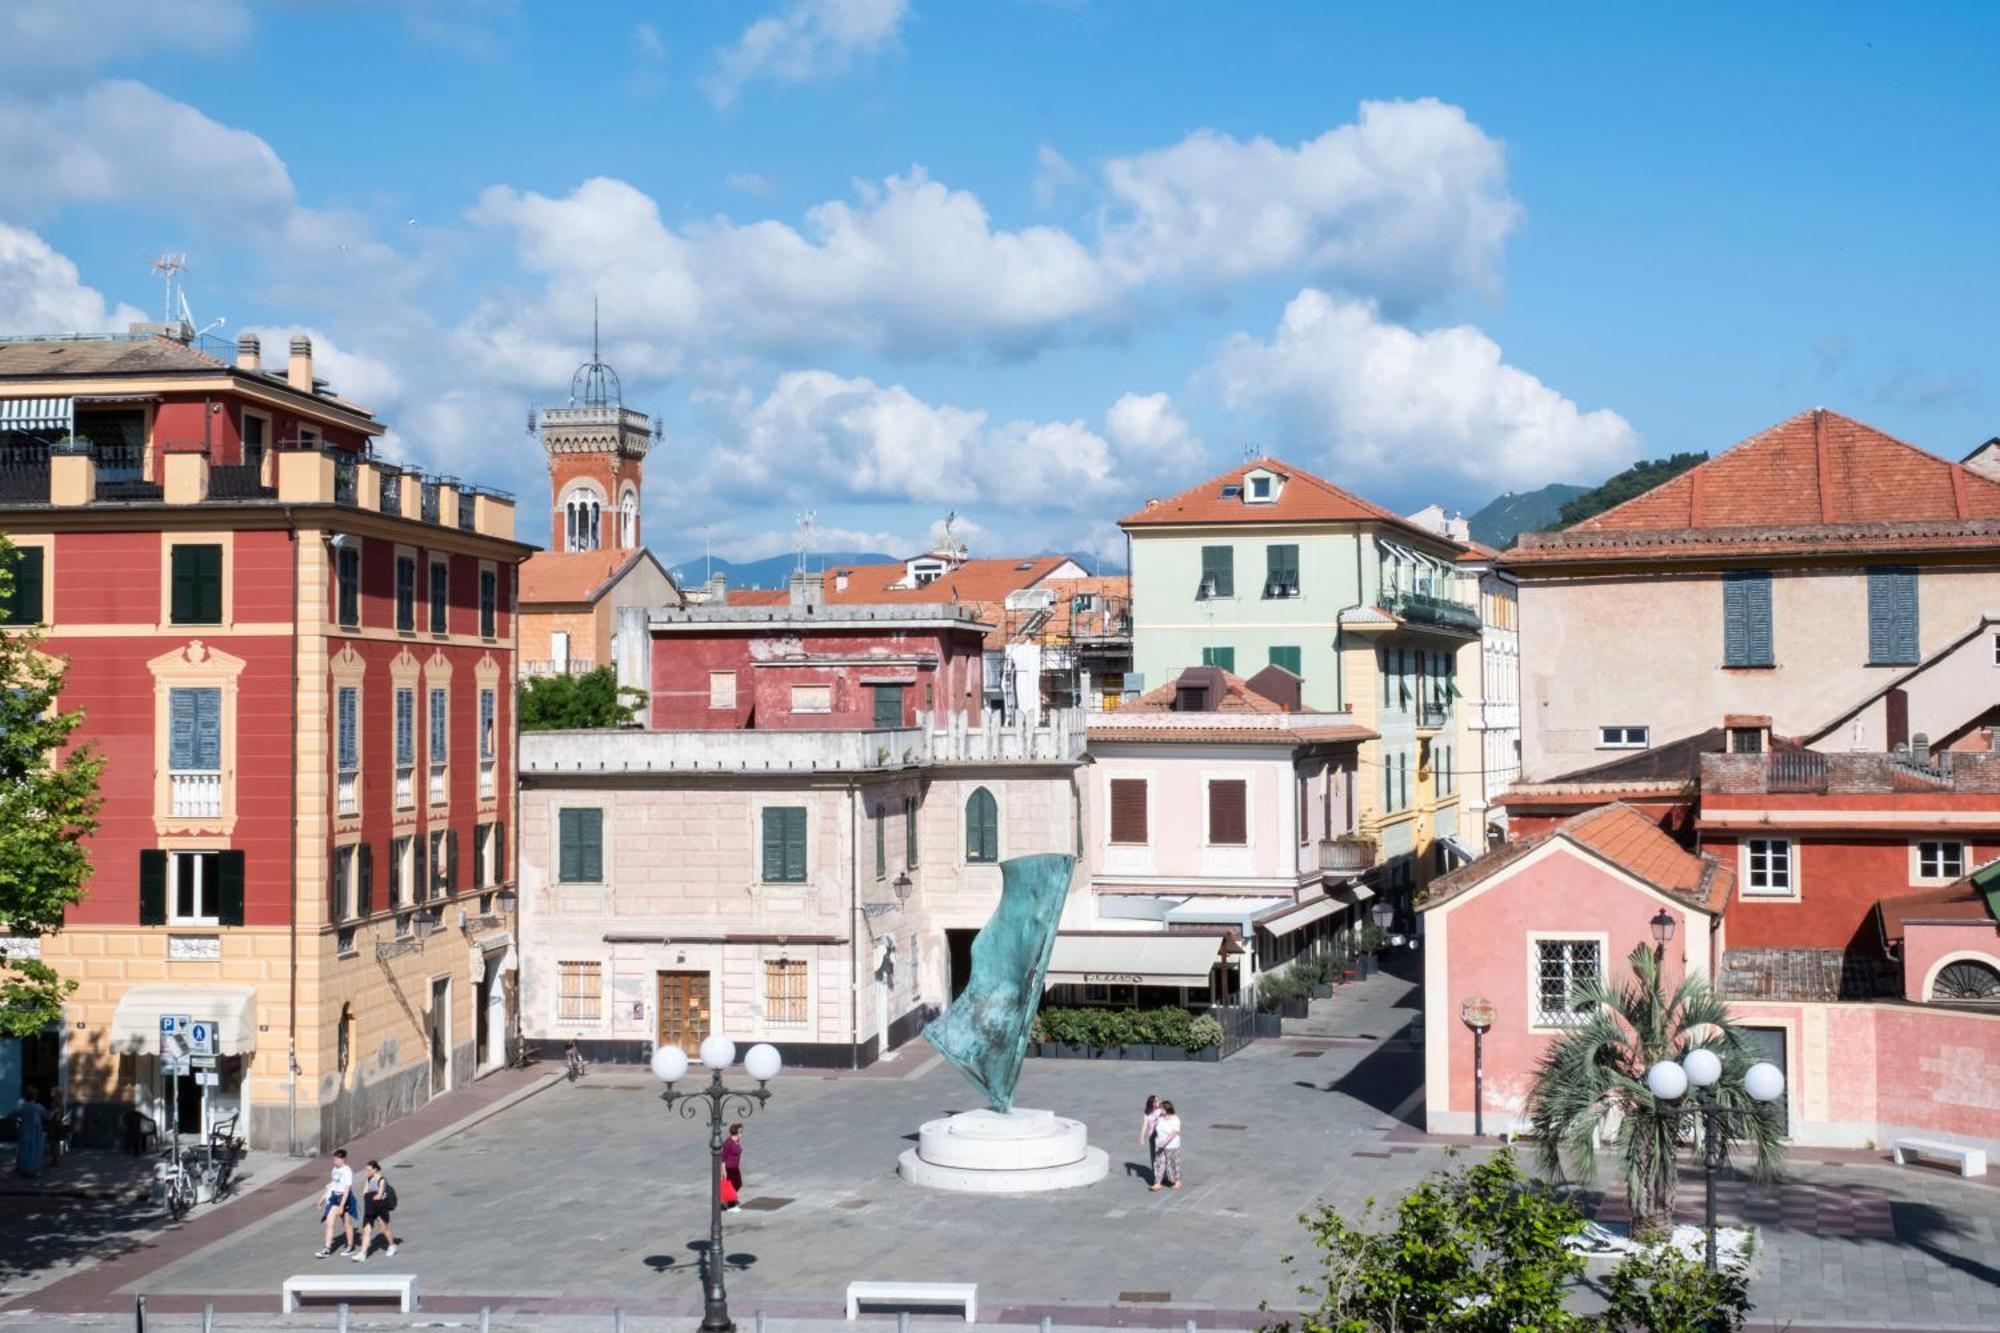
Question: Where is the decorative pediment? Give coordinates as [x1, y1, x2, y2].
[148, 640, 248, 682]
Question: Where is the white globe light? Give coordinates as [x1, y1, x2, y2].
[1681, 1047, 1723, 1089]
[1645, 1059, 1688, 1102]
[1743, 1061, 1786, 1104]
[744, 1043, 783, 1083]
[651, 1044, 689, 1086]
[699, 1033, 737, 1070]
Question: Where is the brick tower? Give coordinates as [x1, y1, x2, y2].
[537, 319, 656, 552]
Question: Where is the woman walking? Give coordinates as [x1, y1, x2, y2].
[352, 1160, 398, 1260]
[1150, 1100, 1182, 1192]
[721, 1122, 745, 1213]
[13, 1086, 47, 1177]
[1139, 1095, 1162, 1184]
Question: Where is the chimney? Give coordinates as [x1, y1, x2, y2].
[287, 335, 314, 393]
[235, 332, 261, 372]
[1912, 732, 1932, 766]
[788, 570, 824, 610]
[705, 572, 728, 607]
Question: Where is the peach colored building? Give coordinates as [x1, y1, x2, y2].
[518, 548, 679, 678]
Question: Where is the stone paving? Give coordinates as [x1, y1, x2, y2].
[5, 962, 1999, 1331]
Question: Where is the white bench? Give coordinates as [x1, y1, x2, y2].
[282, 1272, 419, 1313]
[846, 1280, 978, 1321]
[1891, 1137, 1988, 1178]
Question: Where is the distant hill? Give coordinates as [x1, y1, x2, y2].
[1467, 484, 1587, 548]
[1546, 452, 1708, 531]
[667, 549, 1125, 590]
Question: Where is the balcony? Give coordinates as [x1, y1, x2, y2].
[1318, 836, 1376, 873]
[1702, 749, 2000, 795]
[479, 759, 496, 798]
[170, 770, 222, 818]
[429, 763, 447, 805]
[395, 765, 414, 809]
[1416, 701, 1452, 732]
[1384, 589, 1481, 635]
[336, 770, 358, 816]
[520, 658, 596, 677]
[379, 470, 402, 515]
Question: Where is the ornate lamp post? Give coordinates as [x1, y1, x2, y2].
[1459, 996, 1495, 1137]
[653, 1035, 785, 1333]
[1649, 909, 1676, 964]
[1363, 897, 1395, 978]
[1643, 1049, 1785, 1273]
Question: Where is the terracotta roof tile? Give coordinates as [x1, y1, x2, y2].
[1421, 802, 1727, 912]
[1087, 723, 1375, 746]
[1121, 456, 1463, 550]
[1122, 669, 1290, 714]
[1877, 861, 2000, 942]
[520, 550, 649, 604]
[821, 555, 1078, 604]
[1719, 947, 1895, 1001]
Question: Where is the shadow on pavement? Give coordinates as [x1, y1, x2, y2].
[1324, 1045, 1420, 1122]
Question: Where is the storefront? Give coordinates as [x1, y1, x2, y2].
[107, 984, 258, 1141]
[1043, 932, 1228, 1010]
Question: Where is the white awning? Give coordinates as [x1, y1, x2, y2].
[1045, 934, 1223, 988]
[1335, 882, 1376, 906]
[1438, 835, 1479, 866]
[109, 985, 258, 1055]
[0, 397, 73, 434]
[1163, 896, 1288, 926]
[1258, 895, 1338, 937]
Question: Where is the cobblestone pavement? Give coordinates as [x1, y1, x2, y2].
[6, 962, 1999, 1331]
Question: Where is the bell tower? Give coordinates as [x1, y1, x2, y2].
[537, 311, 656, 553]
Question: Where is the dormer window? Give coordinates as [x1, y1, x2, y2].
[1241, 468, 1281, 504]
[909, 558, 947, 587]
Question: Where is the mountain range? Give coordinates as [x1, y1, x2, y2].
[1464, 485, 1588, 548]
[667, 550, 1125, 590]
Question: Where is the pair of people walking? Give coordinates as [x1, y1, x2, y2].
[1140, 1094, 1183, 1191]
[316, 1148, 398, 1260]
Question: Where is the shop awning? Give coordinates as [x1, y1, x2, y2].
[109, 984, 258, 1054]
[1437, 835, 1479, 866]
[1258, 895, 1338, 937]
[1045, 934, 1224, 988]
[1334, 882, 1376, 906]
[1162, 896, 1288, 926]
[0, 397, 73, 435]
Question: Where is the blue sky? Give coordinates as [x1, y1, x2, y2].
[3, 1, 1995, 565]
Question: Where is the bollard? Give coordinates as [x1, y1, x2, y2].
[757, 1313, 767, 1333]
[1041, 1319, 1053, 1333]
[203, 1301, 214, 1333]
[338, 1301, 350, 1332]
[134, 1293, 146, 1333]
[899, 1313, 911, 1333]
[482, 1306, 492, 1333]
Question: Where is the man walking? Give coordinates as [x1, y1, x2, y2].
[316, 1148, 361, 1257]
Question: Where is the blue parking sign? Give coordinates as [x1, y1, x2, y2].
[160, 1015, 176, 1034]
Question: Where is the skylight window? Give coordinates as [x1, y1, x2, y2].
[1220, 484, 1242, 498]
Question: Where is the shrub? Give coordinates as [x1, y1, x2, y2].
[1183, 1015, 1224, 1051]
[1601, 1245, 1752, 1332]
[1031, 1006, 1220, 1051]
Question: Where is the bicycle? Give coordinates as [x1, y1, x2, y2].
[564, 1039, 586, 1083]
[160, 1146, 199, 1221]
[207, 1128, 246, 1201]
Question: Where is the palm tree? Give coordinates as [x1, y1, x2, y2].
[1525, 942, 1783, 1237]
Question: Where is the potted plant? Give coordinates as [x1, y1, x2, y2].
[1182, 1015, 1225, 1062]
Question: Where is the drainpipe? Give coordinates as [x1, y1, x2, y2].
[1333, 530, 1365, 709]
[284, 508, 301, 1157]
[849, 781, 862, 1070]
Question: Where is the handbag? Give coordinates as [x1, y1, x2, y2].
[720, 1173, 739, 1206]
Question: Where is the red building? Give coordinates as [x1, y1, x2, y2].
[0, 326, 531, 1152]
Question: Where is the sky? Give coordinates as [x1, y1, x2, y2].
[2, 1, 1996, 567]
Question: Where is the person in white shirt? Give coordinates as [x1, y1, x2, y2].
[316, 1148, 361, 1256]
[1150, 1102, 1183, 1192]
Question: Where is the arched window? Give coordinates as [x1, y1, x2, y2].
[563, 493, 602, 552]
[1932, 959, 2000, 1001]
[619, 490, 638, 547]
[964, 787, 998, 864]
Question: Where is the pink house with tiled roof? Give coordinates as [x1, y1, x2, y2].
[1505, 409, 2000, 778]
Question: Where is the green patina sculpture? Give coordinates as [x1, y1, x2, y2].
[923, 851, 1076, 1113]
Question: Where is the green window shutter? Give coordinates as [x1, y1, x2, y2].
[495, 819, 506, 884]
[1867, 567, 1919, 665]
[170, 545, 195, 623]
[4, 546, 43, 624]
[1199, 545, 1234, 598]
[966, 788, 997, 863]
[357, 842, 373, 916]
[1723, 570, 1773, 666]
[1200, 645, 1235, 673]
[905, 797, 918, 868]
[557, 809, 577, 882]
[139, 849, 168, 925]
[581, 811, 601, 882]
[414, 833, 428, 903]
[1264, 544, 1299, 597]
[760, 808, 782, 881]
[1269, 645, 1302, 676]
[785, 808, 807, 881]
[196, 546, 222, 623]
[872, 685, 903, 728]
[875, 806, 886, 877]
[329, 848, 345, 922]
[217, 850, 245, 926]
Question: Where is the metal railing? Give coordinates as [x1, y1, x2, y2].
[333, 459, 357, 507]
[1767, 749, 1829, 793]
[205, 463, 272, 500]
[1385, 588, 1481, 634]
[336, 771, 358, 815]
[420, 480, 439, 525]
[1318, 837, 1376, 872]
[1416, 701, 1452, 730]
[0, 463, 51, 503]
[519, 658, 597, 677]
[379, 470, 402, 515]
[170, 771, 222, 817]
[456, 488, 477, 531]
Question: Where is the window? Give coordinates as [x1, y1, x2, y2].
[1534, 939, 1602, 1027]
[478, 821, 503, 887]
[558, 807, 603, 883]
[1264, 544, 1299, 598]
[167, 686, 223, 815]
[394, 688, 416, 808]
[1, 545, 42, 625]
[428, 827, 458, 897]
[1866, 566, 1919, 666]
[965, 787, 998, 863]
[1916, 840, 1966, 882]
[1109, 778, 1148, 844]
[790, 684, 832, 714]
[478, 569, 497, 638]
[871, 684, 905, 728]
[330, 844, 355, 923]
[1269, 645, 1302, 676]
[1728, 727, 1764, 754]
[874, 805, 887, 878]
[1208, 779, 1247, 846]
[1722, 569, 1773, 667]
[429, 558, 449, 633]
[709, 672, 737, 709]
[1598, 725, 1650, 749]
[479, 687, 497, 761]
[1744, 838, 1795, 897]
[1198, 545, 1234, 599]
[336, 545, 361, 628]
[558, 961, 603, 1022]
[1437, 742, 1453, 796]
[1248, 473, 1273, 501]
[395, 555, 416, 632]
[428, 686, 448, 804]
[905, 795, 919, 868]
[138, 848, 243, 927]
[1200, 645, 1235, 673]
[335, 686, 359, 814]
[175, 850, 224, 925]
[242, 411, 267, 471]
[765, 959, 808, 1025]
[169, 544, 223, 625]
[761, 806, 808, 882]
[1379, 647, 1390, 707]
[391, 835, 414, 910]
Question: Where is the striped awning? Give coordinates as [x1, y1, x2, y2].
[0, 397, 73, 434]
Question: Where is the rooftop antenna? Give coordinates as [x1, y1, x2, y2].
[702, 524, 713, 584]
[569, 295, 622, 408]
[795, 509, 817, 575]
[151, 253, 187, 325]
[1241, 442, 1259, 464]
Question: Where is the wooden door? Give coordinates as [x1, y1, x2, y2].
[656, 972, 711, 1050]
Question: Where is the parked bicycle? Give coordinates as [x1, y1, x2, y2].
[207, 1114, 246, 1200]
[565, 1038, 586, 1083]
[160, 1146, 199, 1221]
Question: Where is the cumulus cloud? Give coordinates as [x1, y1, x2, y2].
[241, 326, 405, 409]
[0, 0, 249, 84]
[706, 0, 909, 107]
[0, 223, 146, 334]
[633, 21, 667, 61]
[1212, 289, 1640, 491]
[714, 522, 914, 562]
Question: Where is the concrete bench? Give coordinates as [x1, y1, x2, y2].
[282, 1272, 418, 1313]
[1891, 1137, 1987, 1178]
[846, 1280, 977, 1321]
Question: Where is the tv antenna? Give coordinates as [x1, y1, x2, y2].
[795, 510, 817, 575]
[149, 252, 226, 339]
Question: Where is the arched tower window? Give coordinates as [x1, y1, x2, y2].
[619, 489, 639, 548]
[562, 492, 603, 552]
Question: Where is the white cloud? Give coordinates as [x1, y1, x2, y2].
[0, 223, 146, 334]
[1212, 289, 1639, 490]
[705, 0, 909, 107]
[633, 21, 667, 61]
[1100, 99, 1519, 308]
[0, 0, 249, 84]
[1104, 391, 1203, 478]
[714, 522, 913, 562]
[1031, 145, 1084, 208]
[242, 326, 405, 410]
[726, 173, 778, 199]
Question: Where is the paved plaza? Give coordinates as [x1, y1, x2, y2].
[4, 966, 1999, 1331]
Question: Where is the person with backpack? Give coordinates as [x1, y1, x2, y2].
[315, 1148, 360, 1257]
[353, 1160, 399, 1260]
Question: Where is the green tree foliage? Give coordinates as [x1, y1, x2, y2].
[1526, 944, 1783, 1237]
[0, 537, 104, 1038]
[518, 667, 646, 731]
[1547, 453, 1708, 531]
[1601, 1246, 1751, 1333]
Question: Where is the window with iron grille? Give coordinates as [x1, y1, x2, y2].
[557, 960, 602, 1022]
[765, 959, 808, 1024]
[1534, 939, 1601, 1027]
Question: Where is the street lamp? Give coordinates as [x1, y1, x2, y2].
[1643, 1048, 1785, 1273]
[1649, 910, 1676, 963]
[892, 871, 913, 902]
[1364, 897, 1395, 979]
[1459, 997, 1496, 1137]
[654, 1036, 785, 1332]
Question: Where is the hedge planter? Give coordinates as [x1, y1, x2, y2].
[1311, 983, 1335, 1000]
[1251, 1013, 1284, 1039]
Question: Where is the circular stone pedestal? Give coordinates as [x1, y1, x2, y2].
[898, 1108, 1110, 1193]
